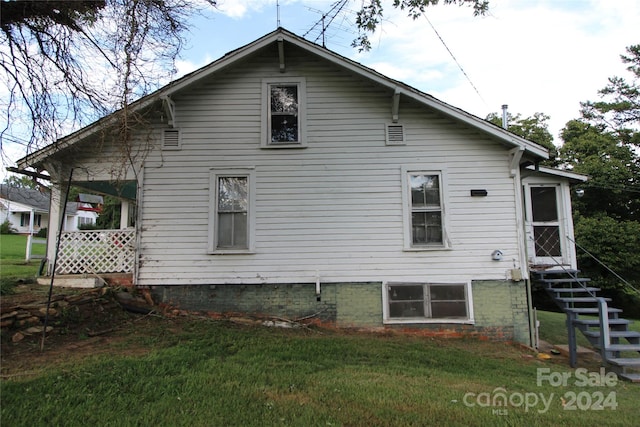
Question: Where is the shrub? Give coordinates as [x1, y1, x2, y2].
[36, 227, 47, 238]
[1, 220, 17, 234]
[78, 223, 99, 230]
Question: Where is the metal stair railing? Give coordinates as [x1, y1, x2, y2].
[532, 233, 638, 371]
[529, 235, 597, 367]
[597, 297, 611, 362]
[566, 235, 640, 297]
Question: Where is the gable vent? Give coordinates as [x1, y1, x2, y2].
[163, 129, 181, 149]
[386, 124, 405, 145]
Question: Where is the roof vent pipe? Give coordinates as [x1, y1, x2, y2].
[501, 104, 509, 129]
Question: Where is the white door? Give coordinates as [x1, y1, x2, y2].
[525, 185, 568, 267]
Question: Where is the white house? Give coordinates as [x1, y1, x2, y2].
[0, 184, 98, 234]
[14, 29, 586, 345]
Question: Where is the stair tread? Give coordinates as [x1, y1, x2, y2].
[618, 373, 640, 383]
[532, 269, 580, 276]
[564, 307, 622, 314]
[548, 287, 601, 293]
[583, 330, 640, 338]
[601, 344, 640, 351]
[556, 297, 610, 302]
[606, 357, 640, 367]
[574, 318, 631, 326]
[540, 278, 591, 283]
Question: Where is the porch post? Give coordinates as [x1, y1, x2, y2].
[120, 200, 130, 229]
[25, 208, 35, 261]
[43, 162, 71, 275]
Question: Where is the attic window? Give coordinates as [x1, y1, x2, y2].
[163, 129, 181, 150]
[386, 124, 405, 145]
[261, 77, 307, 148]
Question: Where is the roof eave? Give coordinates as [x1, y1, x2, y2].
[17, 27, 549, 168]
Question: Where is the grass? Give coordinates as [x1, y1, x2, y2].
[2, 319, 639, 426]
[537, 309, 640, 348]
[0, 234, 45, 293]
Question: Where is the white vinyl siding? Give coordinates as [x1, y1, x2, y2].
[208, 168, 255, 254]
[133, 44, 521, 286]
[261, 77, 307, 148]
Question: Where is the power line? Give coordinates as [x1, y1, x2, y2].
[422, 12, 488, 109]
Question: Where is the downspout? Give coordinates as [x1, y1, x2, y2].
[133, 164, 144, 287]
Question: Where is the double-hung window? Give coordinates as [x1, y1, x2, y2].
[383, 282, 471, 323]
[209, 168, 255, 254]
[261, 77, 307, 148]
[402, 168, 447, 249]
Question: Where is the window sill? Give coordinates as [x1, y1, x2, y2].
[402, 246, 451, 252]
[209, 249, 256, 255]
[383, 318, 474, 325]
[260, 142, 307, 149]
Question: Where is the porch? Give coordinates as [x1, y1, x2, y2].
[38, 228, 136, 288]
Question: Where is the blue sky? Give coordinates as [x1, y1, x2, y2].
[2, 0, 638, 176]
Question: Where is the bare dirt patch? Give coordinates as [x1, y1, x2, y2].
[1, 283, 172, 379]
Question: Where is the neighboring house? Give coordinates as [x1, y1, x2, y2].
[0, 184, 98, 234]
[14, 28, 587, 345]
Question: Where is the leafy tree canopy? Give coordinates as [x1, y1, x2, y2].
[558, 44, 640, 300]
[559, 119, 639, 221]
[486, 111, 556, 164]
[2, 174, 38, 189]
[580, 44, 640, 149]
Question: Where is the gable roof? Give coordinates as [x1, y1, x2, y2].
[17, 28, 549, 169]
[0, 184, 94, 216]
[0, 184, 50, 212]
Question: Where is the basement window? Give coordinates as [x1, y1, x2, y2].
[383, 282, 472, 324]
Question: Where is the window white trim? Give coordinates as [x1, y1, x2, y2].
[208, 168, 256, 254]
[382, 281, 474, 324]
[261, 77, 307, 148]
[401, 166, 450, 250]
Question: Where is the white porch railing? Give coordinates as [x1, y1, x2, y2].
[55, 229, 135, 275]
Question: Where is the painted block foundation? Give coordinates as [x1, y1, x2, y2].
[149, 279, 531, 344]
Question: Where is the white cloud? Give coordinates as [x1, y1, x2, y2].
[214, 0, 275, 18]
[351, 0, 639, 141]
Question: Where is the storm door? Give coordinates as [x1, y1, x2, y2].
[525, 185, 567, 266]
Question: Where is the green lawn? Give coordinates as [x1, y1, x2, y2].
[2, 234, 638, 425]
[2, 318, 639, 426]
[537, 309, 640, 348]
[0, 234, 46, 292]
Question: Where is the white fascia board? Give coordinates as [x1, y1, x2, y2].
[527, 165, 589, 182]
